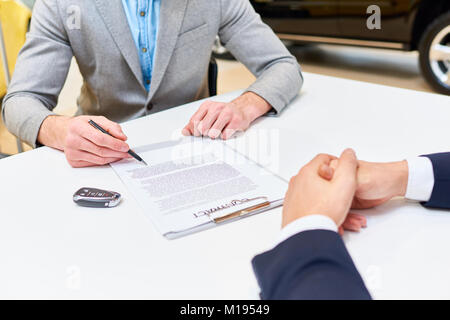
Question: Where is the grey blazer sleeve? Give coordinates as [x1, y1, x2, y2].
[2, 0, 73, 148]
[218, 0, 303, 114]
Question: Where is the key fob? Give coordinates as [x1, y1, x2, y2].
[73, 187, 121, 208]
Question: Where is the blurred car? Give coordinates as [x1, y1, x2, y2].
[214, 0, 450, 95]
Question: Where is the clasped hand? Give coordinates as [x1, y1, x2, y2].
[283, 149, 409, 235]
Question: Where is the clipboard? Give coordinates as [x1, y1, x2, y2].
[164, 197, 284, 240]
[110, 138, 288, 240]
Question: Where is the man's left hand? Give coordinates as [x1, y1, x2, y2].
[320, 159, 408, 210]
[182, 92, 271, 140]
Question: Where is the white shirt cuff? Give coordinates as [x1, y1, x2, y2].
[276, 215, 338, 247]
[405, 157, 435, 202]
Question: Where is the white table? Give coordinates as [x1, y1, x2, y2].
[1, 73, 449, 299]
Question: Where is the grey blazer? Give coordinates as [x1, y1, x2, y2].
[2, 0, 303, 148]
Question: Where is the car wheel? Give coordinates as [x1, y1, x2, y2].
[419, 11, 450, 95]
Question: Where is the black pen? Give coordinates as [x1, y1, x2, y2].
[88, 120, 148, 166]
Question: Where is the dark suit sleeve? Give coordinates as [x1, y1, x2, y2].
[252, 230, 371, 300]
[421, 153, 450, 209]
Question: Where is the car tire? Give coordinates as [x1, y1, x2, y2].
[418, 11, 450, 95]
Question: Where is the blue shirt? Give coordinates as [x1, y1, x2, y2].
[121, 0, 161, 91]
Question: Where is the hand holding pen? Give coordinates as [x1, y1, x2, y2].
[89, 119, 147, 166]
[42, 115, 144, 168]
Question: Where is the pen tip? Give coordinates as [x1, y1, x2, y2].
[142, 160, 149, 166]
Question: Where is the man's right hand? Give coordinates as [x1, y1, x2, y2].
[38, 115, 131, 168]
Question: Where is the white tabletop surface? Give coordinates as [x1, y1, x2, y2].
[1, 72, 449, 299]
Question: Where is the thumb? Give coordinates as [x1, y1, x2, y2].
[318, 163, 334, 181]
[333, 148, 358, 186]
[331, 149, 359, 224]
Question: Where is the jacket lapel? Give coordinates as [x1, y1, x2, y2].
[94, 0, 144, 89]
[147, 0, 188, 100]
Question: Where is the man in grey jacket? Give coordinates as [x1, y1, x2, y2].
[2, 0, 302, 167]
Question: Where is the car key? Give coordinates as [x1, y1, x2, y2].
[73, 187, 122, 208]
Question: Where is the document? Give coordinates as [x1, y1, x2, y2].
[110, 138, 287, 238]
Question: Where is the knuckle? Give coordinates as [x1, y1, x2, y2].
[97, 147, 107, 157]
[217, 103, 226, 111]
[315, 153, 328, 162]
[114, 141, 125, 151]
[97, 135, 108, 146]
[222, 109, 232, 118]
[233, 113, 243, 122]
[206, 102, 218, 111]
[90, 155, 101, 164]
[230, 120, 241, 129]
[298, 166, 309, 175]
[68, 161, 78, 168]
[67, 121, 78, 133]
[65, 134, 77, 147]
[288, 176, 297, 187]
[65, 153, 77, 167]
[191, 114, 201, 122]
[113, 139, 123, 148]
[72, 139, 82, 150]
[65, 150, 73, 159]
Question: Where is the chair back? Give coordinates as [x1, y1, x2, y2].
[208, 57, 218, 97]
[0, 0, 32, 97]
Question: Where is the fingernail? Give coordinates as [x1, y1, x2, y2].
[326, 167, 333, 177]
[209, 129, 220, 139]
